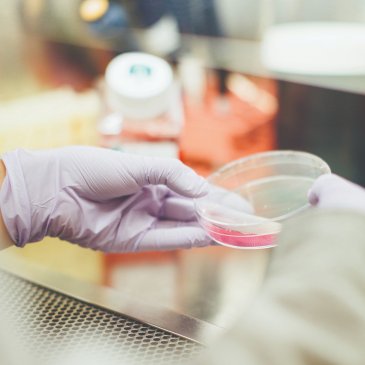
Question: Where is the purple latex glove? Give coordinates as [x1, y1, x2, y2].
[0, 146, 212, 252]
[308, 173, 365, 214]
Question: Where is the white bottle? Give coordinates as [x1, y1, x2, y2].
[99, 52, 183, 158]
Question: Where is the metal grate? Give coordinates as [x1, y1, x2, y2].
[0, 270, 203, 365]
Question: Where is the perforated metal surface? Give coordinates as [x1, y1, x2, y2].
[0, 270, 203, 364]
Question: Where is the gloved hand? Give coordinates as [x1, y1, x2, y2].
[308, 173, 365, 214]
[0, 146, 212, 252]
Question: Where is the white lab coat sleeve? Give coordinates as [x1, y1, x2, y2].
[194, 210, 365, 365]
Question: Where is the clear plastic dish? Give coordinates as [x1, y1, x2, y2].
[195, 150, 331, 249]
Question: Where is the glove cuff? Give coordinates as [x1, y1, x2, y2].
[0, 151, 32, 247]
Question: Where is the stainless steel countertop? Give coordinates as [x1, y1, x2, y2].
[0, 245, 270, 345]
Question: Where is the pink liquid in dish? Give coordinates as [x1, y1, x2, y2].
[205, 223, 277, 248]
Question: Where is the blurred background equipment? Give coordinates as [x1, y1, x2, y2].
[261, 22, 365, 75]
[98, 52, 183, 158]
[79, 0, 110, 22]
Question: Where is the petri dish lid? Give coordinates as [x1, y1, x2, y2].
[195, 150, 331, 247]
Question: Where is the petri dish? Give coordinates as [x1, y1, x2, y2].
[195, 150, 331, 249]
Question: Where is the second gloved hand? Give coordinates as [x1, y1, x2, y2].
[308, 173, 365, 214]
[0, 146, 211, 252]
